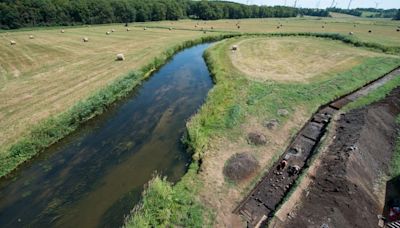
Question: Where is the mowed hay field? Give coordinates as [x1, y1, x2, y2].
[0, 25, 210, 154]
[141, 17, 400, 46]
[230, 36, 386, 82]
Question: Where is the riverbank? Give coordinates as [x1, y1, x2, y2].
[125, 34, 400, 226]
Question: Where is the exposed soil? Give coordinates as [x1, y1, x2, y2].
[224, 153, 260, 182]
[279, 87, 400, 228]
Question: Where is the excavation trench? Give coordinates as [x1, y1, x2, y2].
[0, 43, 213, 227]
[234, 67, 400, 227]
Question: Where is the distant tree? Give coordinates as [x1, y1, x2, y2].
[0, 0, 327, 29]
[394, 9, 400, 20]
[0, 3, 20, 29]
[111, 0, 135, 23]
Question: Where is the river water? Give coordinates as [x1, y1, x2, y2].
[0, 43, 213, 227]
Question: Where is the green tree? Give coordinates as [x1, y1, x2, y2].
[394, 9, 400, 20]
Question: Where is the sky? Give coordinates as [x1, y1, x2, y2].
[226, 0, 400, 9]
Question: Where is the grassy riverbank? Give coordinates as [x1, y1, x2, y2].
[126, 34, 400, 226]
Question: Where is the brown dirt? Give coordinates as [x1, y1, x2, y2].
[277, 87, 400, 228]
[224, 153, 260, 182]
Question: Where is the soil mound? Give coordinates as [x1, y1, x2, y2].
[224, 153, 259, 182]
[247, 132, 268, 145]
[283, 87, 400, 228]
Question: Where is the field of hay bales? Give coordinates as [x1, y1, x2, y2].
[0, 25, 210, 156]
[140, 17, 400, 46]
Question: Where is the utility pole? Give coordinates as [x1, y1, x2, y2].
[375, 1, 380, 9]
[294, 0, 298, 8]
[330, 0, 335, 8]
[347, 0, 353, 9]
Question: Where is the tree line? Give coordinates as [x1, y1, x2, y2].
[327, 7, 400, 19]
[0, 0, 331, 29]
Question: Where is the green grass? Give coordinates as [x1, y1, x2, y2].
[124, 163, 211, 228]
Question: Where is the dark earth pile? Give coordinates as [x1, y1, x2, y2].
[224, 153, 259, 182]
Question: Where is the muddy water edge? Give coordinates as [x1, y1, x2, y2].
[0, 43, 214, 227]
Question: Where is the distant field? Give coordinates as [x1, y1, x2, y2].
[0, 25, 209, 154]
[229, 36, 386, 82]
[329, 12, 358, 18]
[141, 17, 400, 46]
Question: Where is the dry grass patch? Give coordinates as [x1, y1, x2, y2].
[230, 37, 386, 82]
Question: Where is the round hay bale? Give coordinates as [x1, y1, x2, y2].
[349, 32, 354, 35]
[143, 27, 147, 30]
[368, 30, 372, 33]
[106, 31, 111, 35]
[203, 31, 207, 34]
[116, 53, 125, 61]
[111, 29, 115, 32]
[60, 29, 65, 33]
[10, 40, 16, 45]
[237, 25, 240, 29]
[247, 132, 268, 145]
[223, 153, 259, 182]
[322, 25, 325, 29]
[82, 37, 89, 42]
[277, 109, 289, 116]
[169, 27, 172, 31]
[231, 45, 238, 51]
[126, 28, 131, 31]
[397, 29, 400, 32]
[29, 35, 34, 39]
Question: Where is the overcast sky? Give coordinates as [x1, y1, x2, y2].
[226, 0, 400, 9]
